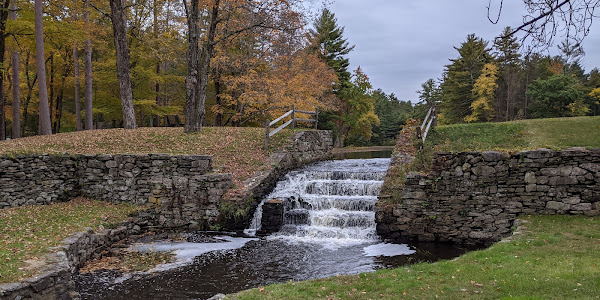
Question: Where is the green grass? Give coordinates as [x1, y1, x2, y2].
[0, 198, 142, 284]
[427, 116, 600, 152]
[233, 215, 600, 299]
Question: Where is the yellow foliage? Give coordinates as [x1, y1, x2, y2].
[590, 88, 600, 105]
[466, 63, 498, 122]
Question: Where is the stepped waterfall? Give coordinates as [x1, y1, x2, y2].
[246, 158, 390, 245]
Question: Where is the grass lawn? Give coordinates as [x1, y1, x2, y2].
[234, 215, 600, 299]
[0, 127, 296, 192]
[0, 198, 141, 284]
[427, 115, 600, 152]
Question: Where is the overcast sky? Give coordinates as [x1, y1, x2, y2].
[328, 1, 600, 102]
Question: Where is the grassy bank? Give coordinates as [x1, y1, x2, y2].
[0, 198, 141, 284]
[234, 215, 600, 299]
[427, 115, 600, 151]
[0, 127, 296, 192]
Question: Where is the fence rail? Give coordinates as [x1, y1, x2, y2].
[416, 105, 437, 143]
[265, 105, 319, 151]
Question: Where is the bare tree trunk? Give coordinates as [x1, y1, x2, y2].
[184, 0, 200, 132]
[109, 0, 136, 129]
[213, 65, 223, 126]
[34, 0, 51, 135]
[0, 0, 9, 140]
[184, 0, 219, 133]
[10, 1, 19, 139]
[49, 52, 54, 130]
[73, 45, 82, 130]
[83, 9, 94, 130]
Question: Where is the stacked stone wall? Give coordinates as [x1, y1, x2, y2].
[376, 148, 600, 244]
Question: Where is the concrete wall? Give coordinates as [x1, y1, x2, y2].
[376, 148, 600, 244]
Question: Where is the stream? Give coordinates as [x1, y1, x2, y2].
[76, 152, 473, 299]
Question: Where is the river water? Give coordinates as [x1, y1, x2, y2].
[77, 154, 473, 299]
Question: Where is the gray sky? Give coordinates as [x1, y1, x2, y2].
[329, 1, 600, 102]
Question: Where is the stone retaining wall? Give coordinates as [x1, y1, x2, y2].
[376, 148, 600, 244]
[0, 219, 146, 300]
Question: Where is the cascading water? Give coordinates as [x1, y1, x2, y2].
[79, 156, 475, 300]
[245, 158, 390, 245]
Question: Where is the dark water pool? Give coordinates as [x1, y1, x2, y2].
[76, 238, 475, 300]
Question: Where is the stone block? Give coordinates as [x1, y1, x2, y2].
[525, 172, 536, 184]
[572, 203, 592, 211]
[546, 201, 570, 211]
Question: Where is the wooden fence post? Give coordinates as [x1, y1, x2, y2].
[291, 104, 296, 130]
[315, 108, 319, 129]
[265, 119, 270, 151]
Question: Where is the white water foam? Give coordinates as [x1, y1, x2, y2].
[363, 243, 416, 257]
[130, 236, 258, 271]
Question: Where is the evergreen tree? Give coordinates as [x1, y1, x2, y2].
[309, 8, 355, 91]
[493, 27, 523, 121]
[527, 74, 584, 118]
[439, 34, 492, 124]
[418, 78, 441, 106]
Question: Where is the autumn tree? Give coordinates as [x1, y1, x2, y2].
[466, 63, 499, 122]
[183, 0, 306, 132]
[439, 34, 492, 124]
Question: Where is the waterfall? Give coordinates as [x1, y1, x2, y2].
[245, 158, 390, 245]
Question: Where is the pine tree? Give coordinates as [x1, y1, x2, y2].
[309, 8, 355, 92]
[493, 27, 523, 121]
[439, 34, 492, 124]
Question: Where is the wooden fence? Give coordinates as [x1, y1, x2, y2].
[264, 105, 318, 150]
[416, 104, 437, 143]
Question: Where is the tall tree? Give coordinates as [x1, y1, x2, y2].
[183, 0, 219, 133]
[9, 0, 19, 138]
[493, 26, 523, 121]
[439, 34, 492, 124]
[109, 0, 136, 129]
[35, 0, 51, 135]
[466, 63, 499, 122]
[83, 7, 94, 130]
[0, 0, 9, 140]
[309, 8, 354, 92]
[73, 44, 82, 130]
[334, 67, 380, 147]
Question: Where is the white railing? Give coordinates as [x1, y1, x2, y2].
[417, 105, 437, 143]
[264, 104, 319, 151]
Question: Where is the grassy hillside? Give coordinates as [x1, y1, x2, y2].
[427, 116, 600, 151]
[0, 127, 296, 190]
[234, 215, 600, 299]
[0, 198, 141, 283]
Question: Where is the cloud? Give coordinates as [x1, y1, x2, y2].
[329, 0, 600, 101]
